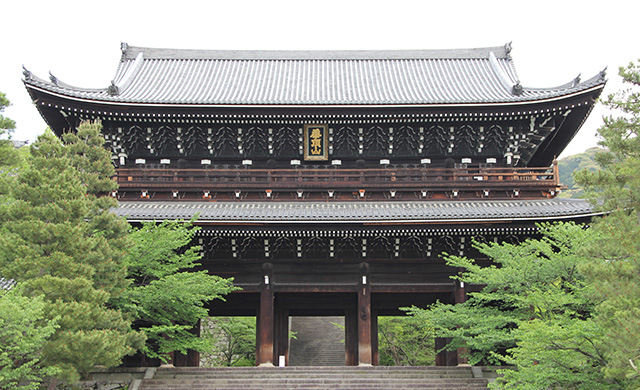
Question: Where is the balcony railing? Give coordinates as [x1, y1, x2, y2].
[116, 165, 559, 192]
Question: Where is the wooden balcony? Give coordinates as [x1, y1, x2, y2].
[116, 163, 561, 200]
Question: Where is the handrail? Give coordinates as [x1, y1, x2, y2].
[116, 166, 559, 190]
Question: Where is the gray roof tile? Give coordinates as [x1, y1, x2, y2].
[114, 198, 596, 223]
[25, 44, 605, 106]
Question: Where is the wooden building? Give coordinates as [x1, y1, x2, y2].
[24, 43, 605, 367]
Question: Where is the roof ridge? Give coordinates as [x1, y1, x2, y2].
[120, 43, 511, 61]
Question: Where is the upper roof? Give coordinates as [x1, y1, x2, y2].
[23, 43, 605, 106]
[114, 198, 599, 224]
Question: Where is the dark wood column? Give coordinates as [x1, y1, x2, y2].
[455, 280, 469, 365]
[372, 308, 379, 366]
[357, 263, 373, 365]
[257, 263, 275, 366]
[274, 306, 289, 366]
[345, 307, 358, 366]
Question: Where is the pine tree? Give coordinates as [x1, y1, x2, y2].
[575, 59, 640, 385]
[0, 121, 144, 385]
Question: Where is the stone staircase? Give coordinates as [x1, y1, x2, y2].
[137, 366, 490, 389]
[289, 316, 345, 366]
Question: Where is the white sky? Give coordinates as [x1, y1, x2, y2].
[2, 0, 638, 157]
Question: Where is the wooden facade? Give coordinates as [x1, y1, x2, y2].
[24, 43, 605, 366]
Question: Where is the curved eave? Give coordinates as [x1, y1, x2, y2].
[114, 199, 602, 226]
[23, 80, 605, 110]
[122, 212, 605, 225]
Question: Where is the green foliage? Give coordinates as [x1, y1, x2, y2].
[378, 316, 434, 366]
[573, 59, 640, 387]
[575, 60, 640, 212]
[113, 220, 238, 362]
[201, 317, 256, 367]
[580, 212, 640, 386]
[409, 223, 624, 388]
[0, 92, 16, 134]
[0, 121, 144, 384]
[494, 319, 612, 390]
[0, 286, 60, 390]
[0, 92, 19, 167]
[557, 147, 601, 198]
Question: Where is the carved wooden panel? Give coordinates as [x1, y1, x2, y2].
[149, 126, 179, 156]
[400, 235, 428, 259]
[484, 124, 509, 155]
[237, 236, 263, 260]
[242, 127, 268, 157]
[367, 235, 393, 259]
[121, 125, 149, 157]
[271, 236, 297, 260]
[454, 125, 480, 155]
[303, 237, 330, 260]
[393, 126, 420, 156]
[333, 126, 359, 157]
[201, 236, 232, 261]
[363, 126, 388, 157]
[211, 126, 239, 158]
[424, 125, 450, 155]
[336, 236, 361, 259]
[182, 126, 209, 157]
[273, 126, 300, 157]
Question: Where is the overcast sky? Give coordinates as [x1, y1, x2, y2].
[2, 0, 638, 157]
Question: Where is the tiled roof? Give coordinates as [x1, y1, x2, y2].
[24, 43, 605, 106]
[114, 198, 597, 224]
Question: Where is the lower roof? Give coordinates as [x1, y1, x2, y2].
[114, 198, 597, 224]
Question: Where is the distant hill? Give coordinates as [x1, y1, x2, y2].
[557, 147, 602, 198]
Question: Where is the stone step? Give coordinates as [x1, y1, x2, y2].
[289, 316, 345, 366]
[139, 366, 489, 390]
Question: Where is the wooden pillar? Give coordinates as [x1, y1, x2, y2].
[186, 319, 201, 367]
[257, 263, 275, 366]
[345, 307, 358, 366]
[455, 280, 469, 365]
[435, 337, 448, 366]
[372, 308, 379, 366]
[274, 306, 289, 366]
[358, 263, 373, 366]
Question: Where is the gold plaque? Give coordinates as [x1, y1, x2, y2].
[303, 124, 328, 161]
